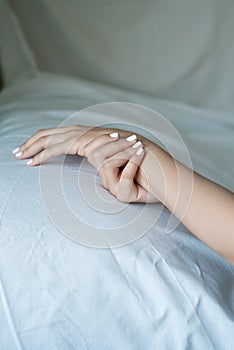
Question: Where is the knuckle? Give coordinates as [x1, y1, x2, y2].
[39, 135, 48, 144]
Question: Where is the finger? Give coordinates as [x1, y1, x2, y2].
[98, 141, 143, 173]
[15, 131, 77, 160]
[116, 178, 154, 203]
[121, 146, 144, 180]
[19, 126, 75, 152]
[119, 149, 157, 203]
[26, 139, 73, 166]
[86, 134, 138, 166]
[81, 132, 119, 158]
[114, 147, 144, 202]
[97, 161, 119, 192]
[18, 135, 62, 160]
[21, 124, 98, 159]
[131, 184, 156, 203]
[98, 143, 144, 195]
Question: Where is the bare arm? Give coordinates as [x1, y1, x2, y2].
[14, 125, 234, 265]
[136, 141, 234, 265]
[81, 132, 234, 264]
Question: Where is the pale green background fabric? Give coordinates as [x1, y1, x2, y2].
[5, 0, 234, 112]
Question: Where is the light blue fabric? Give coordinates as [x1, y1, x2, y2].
[0, 73, 233, 349]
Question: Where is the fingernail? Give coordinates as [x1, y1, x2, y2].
[15, 151, 23, 158]
[136, 147, 144, 156]
[126, 134, 137, 142]
[109, 132, 119, 138]
[132, 140, 142, 149]
[12, 147, 19, 154]
[27, 159, 33, 165]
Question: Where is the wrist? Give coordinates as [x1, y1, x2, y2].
[137, 140, 178, 205]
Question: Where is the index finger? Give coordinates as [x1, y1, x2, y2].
[19, 126, 75, 152]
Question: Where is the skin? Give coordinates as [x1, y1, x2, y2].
[14, 125, 234, 265]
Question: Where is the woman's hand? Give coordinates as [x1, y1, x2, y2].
[12, 124, 234, 263]
[83, 133, 157, 203]
[13, 125, 156, 202]
[13, 125, 136, 166]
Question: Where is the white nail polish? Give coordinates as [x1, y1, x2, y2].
[126, 134, 137, 142]
[136, 147, 144, 156]
[12, 147, 19, 154]
[15, 151, 23, 157]
[109, 132, 119, 138]
[27, 159, 33, 165]
[132, 141, 142, 149]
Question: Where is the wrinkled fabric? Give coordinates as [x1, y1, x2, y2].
[0, 73, 233, 350]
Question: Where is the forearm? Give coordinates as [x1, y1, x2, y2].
[137, 142, 234, 265]
[16, 124, 234, 264]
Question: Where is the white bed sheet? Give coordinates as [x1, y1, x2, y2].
[0, 73, 233, 350]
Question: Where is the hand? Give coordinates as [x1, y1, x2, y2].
[12, 124, 157, 202]
[13, 125, 133, 165]
[83, 132, 158, 203]
[12, 126, 234, 264]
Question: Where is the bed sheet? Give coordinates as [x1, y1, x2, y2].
[0, 73, 233, 350]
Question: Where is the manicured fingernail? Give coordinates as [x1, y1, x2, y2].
[126, 134, 137, 142]
[136, 147, 144, 156]
[27, 159, 33, 165]
[12, 147, 19, 154]
[15, 151, 23, 157]
[132, 140, 142, 149]
[109, 132, 119, 138]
